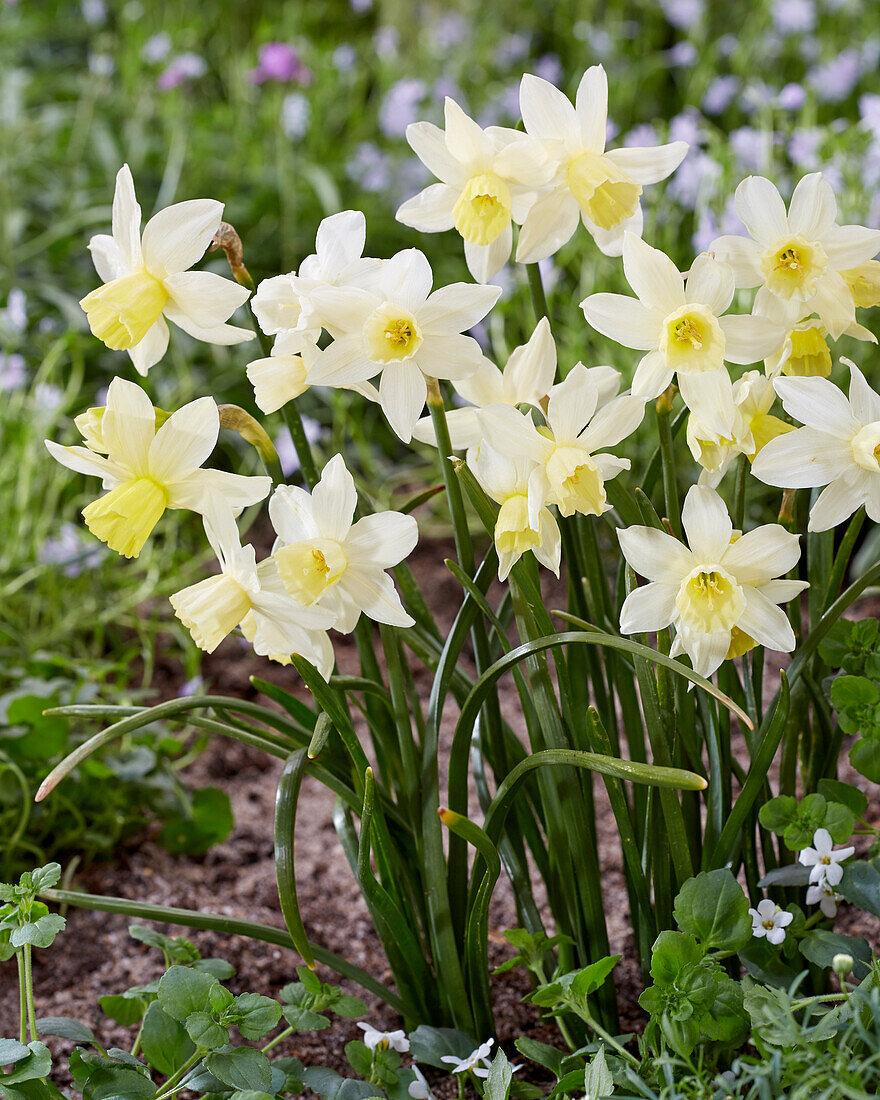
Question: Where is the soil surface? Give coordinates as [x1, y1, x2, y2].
[1, 540, 877, 1090]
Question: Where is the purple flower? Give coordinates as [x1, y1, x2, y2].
[659, 0, 703, 29]
[141, 32, 171, 63]
[772, 0, 815, 35]
[667, 42, 698, 67]
[180, 675, 205, 696]
[2, 288, 27, 333]
[605, 118, 619, 143]
[669, 151, 721, 209]
[778, 82, 807, 110]
[373, 27, 399, 59]
[742, 81, 774, 111]
[40, 522, 107, 577]
[730, 126, 772, 173]
[703, 75, 739, 115]
[532, 55, 562, 86]
[495, 33, 530, 67]
[0, 353, 26, 391]
[333, 44, 356, 72]
[249, 42, 311, 85]
[274, 420, 323, 478]
[157, 53, 207, 90]
[347, 143, 391, 192]
[860, 93, 880, 140]
[788, 127, 822, 169]
[808, 49, 860, 103]
[350, 0, 372, 10]
[432, 13, 468, 51]
[624, 124, 659, 148]
[669, 109, 704, 147]
[692, 209, 720, 253]
[379, 78, 426, 138]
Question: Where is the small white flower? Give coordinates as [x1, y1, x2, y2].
[515, 65, 688, 261]
[798, 827, 855, 887]
[269, 454, 418, 632]
[752, 359, 880, 531]
[581, 234, 782, 438]
[397, 97, 552, 282]
[806, 879, 842, 919]
[408, 1065, 435, 1100]
[357, 1022, 410, 1053]
[618, 485, 808, 677]
[749, 899, 794, 945]
[170, 509, 335, 672]
[479, 363, 645, 526]
[45, 377, 271, 559]
[441, 1039, 494, 1077]
[710, 173, 880, 339]
[81, 165, 253, 375]
[304, 249, 500, 442]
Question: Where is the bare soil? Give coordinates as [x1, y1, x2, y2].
[1, 541, 877, 1088]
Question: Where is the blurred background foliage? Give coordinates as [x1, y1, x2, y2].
[2, 0, 880, 871]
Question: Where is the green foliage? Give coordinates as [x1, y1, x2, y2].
[758, 793, 855, 850]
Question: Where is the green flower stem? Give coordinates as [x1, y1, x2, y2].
[733, 453, 748, 532]
[526, 262, 550, 322]
[17, 951, 26, 1044]
[261, 1024, 295, 1054]
[426, 377, 474, 576]
[282, 402, 321, 490]
[656, 390, 681, 538]
[130, 1018, 144, 1058]
[153, 1051, 203, 1100]
[22, 944, 37, 1042]
[822, 506, 865, 611]
[581, 1009, 639, 1068]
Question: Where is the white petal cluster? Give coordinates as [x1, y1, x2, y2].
[582, 234, 783, 437]
[711, 174, 880, 341]
[45, 377, 271, 559]
[798, 828, 855, 889]
[82, 165, 253, 375]
[357, 1022, 410, 1053]
[618, 485, 808, 678]
[752, 360, 880, 530]
[748, 899, 793, 945]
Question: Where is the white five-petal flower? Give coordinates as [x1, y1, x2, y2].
[618, 485, 808, 677]
[357, 1023, 410, 1053]
[441, 1039, 495, 1078]
[806, 879, 842, 919]
[397, 98, 552, 282]
[269, 454, 418, 633]
[798, 828, 855, 888]
[581, 234, 782, 437]
[170, 509, 335, 673]
[752, 360, 880, 531]
[45, 377, 271, 559]
[515, 66, 688, 262]
[710, 173, 880, 340]
[749, 899, 794, 945]
[303, 249, 500, 441]
[479, 364, 645, 526]
[82, 165, 253, 375]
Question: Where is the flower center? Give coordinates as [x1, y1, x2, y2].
[452, 172, 512, 246]
[546, 446, 605, 518]
[81, 476, 169, 559]
[851, 422, 880, 472]
[659, 305, 726, 374]
[821, 855, 831, 865]
[675, 565, 745, 635]
[566, 152, 642, 231]
[783, 322, 832, 377]
[726, 625, 757, 660]
[364, 303, 423, 363]
[275, 539, 347, 605]
[762, 919, 775, 930]
[760, 236, 828, 299]
[170, 574, 252, 653]
[80, 267, 168, 351]
[495, 494, 540, 555]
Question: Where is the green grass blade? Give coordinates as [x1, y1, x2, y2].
[274, 748, 315, 969]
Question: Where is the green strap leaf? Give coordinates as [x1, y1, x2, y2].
[274, 749, 315, 968]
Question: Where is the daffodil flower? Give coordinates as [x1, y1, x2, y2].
[81, 165, 253, 375]
[686, 370, 794, 487]
[470, 442, 560, 580]
[618, 485, 807, 677]
[169, 509, 335, 672]
[412, 316, 579, 452]
[752, 359, 880, 531]
[798, 828, 855, 888]
[303, 249, 500, 442]
[748, 899, 793, 945]
[710, 173, 880, 340]
[356, 1023, 410, 1053]
[269, 454, 418, 632]
[754, 288, 876, 379]
[45, 377, 271, 558]
[479, 364, 645, 526]
[396, 97, 552, 282]
[581, 234, 782, 438]
[514, 66, 688, 262]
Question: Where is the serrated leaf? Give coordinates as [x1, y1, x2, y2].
[817, 779, 868, 818]
[583, 1047, 613, 1100]
[184, 1011, 227, 1051]
[231, 993, 282, 1040]
[513, 1038, 563, 1079]
[673, 869, 751, 951]
[301, 1067, 382, 1100]
[485, 1048, 512, 1100]
[204, 1048, 272, 1092]
[281, 1003, 330, 1031]
[99, 993, 147, 1027]
[12, 914, 66, 949]
[36, 1017, 97, 1044]
[157, 966, 217, 1023]
[140, 1002, 196, 1076]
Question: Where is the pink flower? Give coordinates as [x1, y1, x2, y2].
[248, 42, 312, 85]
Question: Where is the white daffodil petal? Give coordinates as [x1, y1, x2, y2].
[311, 454, 358, 542]
[809, 475, 868, 531]
[708, 235, 762, 287]
[405, 121, 462, 185]
[379, 360, 428, 442]
[415, 334, 487, 381]
[822, 225, 880, 271]
[604, 141, 688, 184]
[505, 316, 557, 400]
[677, 370, 737, 439]
[519, 73, 578, 141]
[419, 282, 501, 334]
[162, 306, 254, 346]
[269, 484, 319, 544]
[170, 469, 271, 515]
[848, 361, 880, 423]
[88, 233, 126, 283]
[632, 350, 674, 398]
[163, 270, 250, 327]
[620, 582, 677, 633]
[681, 484, 733, 561]
[128, 317, 170, 377]
[734, 176, 788, 246]
[112, 164, 143, 270]
[738, 587, 796, 652]
[45, 440, 119, 482]
[140, 198, 223, 279]
[622, 233, 685, 314]
[617, 526, 694, 583]
[774, 376, 857, 436]
[102, 376, 157, 471]
[577, 393, 646, 451]
[686, 254, 735, 316]
[722, 525, 802, 584]
[480, 404, 548, 463]
[587, 205, 644, 258]
[580, 293, 663, 351]
[809, 272, 856, 340]
[788, 173, 837, 239]
[306, 337, 374, 387]
[315, 209, 367, 272]
[464, 226, 512, 284]
[575, 65, 609, 152]
[342, 568, 414, 627]
[719, 314, 784, 364]
[346, 512, 419, 568]
[148, 396, 219, 482]
[515, 190, 580, 264]
[547, 364, 599, 441]
[751, 427, 851, 488]
[396, 183, 458, 233]
[443, 97, 491, 166]
[380, 249, 433, 313]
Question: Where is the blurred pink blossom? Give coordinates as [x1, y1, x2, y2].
[248, 42, 312, 85]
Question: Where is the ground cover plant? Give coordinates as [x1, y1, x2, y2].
[5, 0, 880, 1095]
